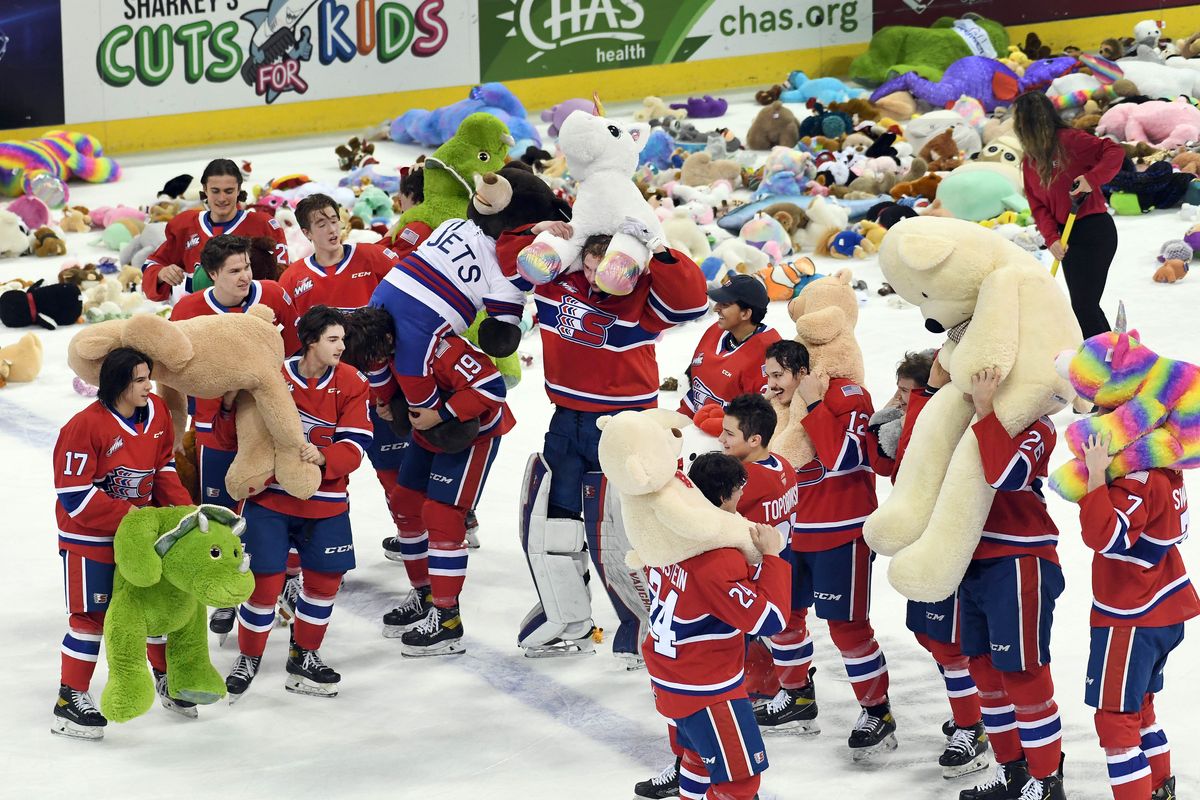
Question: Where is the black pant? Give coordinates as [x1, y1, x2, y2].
[1059, 212, 1116, 339]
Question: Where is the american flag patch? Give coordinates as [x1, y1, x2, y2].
[842, 384, 863, 397]
[400, 227, 419, 244]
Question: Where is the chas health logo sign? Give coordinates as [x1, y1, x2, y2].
[63, 0, 477, 121]
[479, 0, 872, 81]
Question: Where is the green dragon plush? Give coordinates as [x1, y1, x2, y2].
[101, 505, 254, 723]
[849, 15, 1009, 85]
[386, 111, 514, 242]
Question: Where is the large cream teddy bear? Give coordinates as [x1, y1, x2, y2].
[596, 409, 760, 569]
[516, 105, 663, 296]
[67, 307, 320, 501]
[770, 269, 865, 470]
[864, 217, 1080, 601]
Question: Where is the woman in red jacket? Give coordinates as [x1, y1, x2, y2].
[1014, 91, 1125, 339]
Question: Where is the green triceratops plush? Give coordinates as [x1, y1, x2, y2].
[101, 505, 254, 723]
[386, 111, 513, 242]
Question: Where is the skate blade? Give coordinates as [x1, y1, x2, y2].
[400, 640, 466, 658]
[851, 733, 899, 762]
[942, 754, 991, 780]
[284, 675, 339, 698]
[383, 552, 406, 563]
[382, 623, 418, 638]
[761, 719, 820, 737]
[616, 654, 645, 671]
[216, 632, 229, 647]
[158, 698, 198, 719]
[465, 531, 480, 550]
[522, 638, 597, 659]
[227, 691, 248, 706]
[51, 718, 104, 740]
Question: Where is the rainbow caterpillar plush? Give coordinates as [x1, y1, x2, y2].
[1050, 325, 1200, 502]
[0, 131, 121, 205]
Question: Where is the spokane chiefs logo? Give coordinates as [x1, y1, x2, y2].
[556, 295, 617, 348]
[299, 409, 335, 447]
[99, 467, 154, 501]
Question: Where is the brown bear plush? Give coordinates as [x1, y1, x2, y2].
[67, 307, 321, 500]
[747, 101, 800, 150]
[33, 227, 67, 257]
[679, 152, 741, 187]
[919, 128, 962, 172]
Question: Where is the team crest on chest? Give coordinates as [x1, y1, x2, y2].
[556, 295, 617, 348]
[100, 467, 154, 501]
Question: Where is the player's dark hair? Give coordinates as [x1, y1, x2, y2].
[295, 193, 340, 231]
[738, 300, 768, 325]
[200, 234, 250, 275]
[725, 393, 777, 448]
[896, 350, 934, 389]
[687, 452, 748, 508]
[583, 234, 612, 260]
[340, 306, 396, 372]
[297, 305, 347, 352]
[200, 158, 243, 187]
[98, 347, 153, 409]
[765, 340, 810, 376]
[400, 167, 424, 203]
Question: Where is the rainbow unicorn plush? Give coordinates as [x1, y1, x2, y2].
[1050, 308, 1200, 501]
[0, 131, 121, 206]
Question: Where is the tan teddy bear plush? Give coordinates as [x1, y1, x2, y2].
[597, 408, 761, 569]
[0, 332, 43, 384]
[864, 217, 1081, 601]
[67, 307, 320, 501]
[747, 101, 801, 150]
[679, 151, 742, 187]
[769, 269, 865, 469]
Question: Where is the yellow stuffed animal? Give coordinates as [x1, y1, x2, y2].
[864, 217, 1081, 601]
[0, 332, 43, 385]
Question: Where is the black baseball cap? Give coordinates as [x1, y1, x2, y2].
[707, 274, 769, 311]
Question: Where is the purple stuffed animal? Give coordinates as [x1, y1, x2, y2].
[669, 96, 728, 118]
[871, 56, 1078, 113]
[541, 98, 595, 138]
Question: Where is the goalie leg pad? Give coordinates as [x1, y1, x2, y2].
[583, 472, 649, 659]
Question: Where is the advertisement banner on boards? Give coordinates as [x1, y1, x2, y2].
[59, 0, 479, 123]
[0, 0, 67, 129]
[870, 0, 1196, 30]
[478, 0, 873, 82]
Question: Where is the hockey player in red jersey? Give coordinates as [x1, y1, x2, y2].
[278, 194, 400, 316]
[641, 451, 791, 800]
[142, 158, 288, 303]
[870, 352, 989, 779]
[717, 394, 798, 539]
[1078, 432, 1198, 800]
[497, 223, 709, 660]
[957, 369, 1066, 800]
[753, 339, 898, 758]
[212, 307, 372, 701]
[52, 348, 194, 739]
[679, 275, 780, 417]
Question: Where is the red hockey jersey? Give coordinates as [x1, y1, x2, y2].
[496, 230, 709, 413]
[680, 323, 781, 416]
[384, 220, 434, 260]
[370, 335, 516, 451]
[171, 279, 301, 448]
[1079, 468, 1200, 627]
[278, 242, 399, 315]
[645, 548, 790, 718]
[792, 378, 878, 552]
[212, 359, 372, 519]
[739, 454, 798, 546]
[54, 395, 192, 563]
[971, 412, 1060, 564]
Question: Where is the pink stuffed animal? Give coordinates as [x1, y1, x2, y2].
[90, 205, 147, 228]
[1096, 98, 1200, 150]
[6, 194, 51, 229]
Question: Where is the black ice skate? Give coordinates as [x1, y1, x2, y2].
[152, 668, 198, 718]
[465, 510, 481, 549]
[400, 604, 466, 657]
[277, 574, 301, 626]
[1015, 774, 1066, 800]
[382, 585, 434, 637]
[941, 721, 990, 779]
[848, 702, 898, 761]
[1152, 776, 1177, 800]
[51, 684, 107, 740]
[209, 606, 235, 646]
[285, 643, 340, 697]
[633, 757, 680, 799]
[959, 760, 1031, 800]
[942, 717, 958, 738]
[755, 667, 819, 736]
[225, 654, 261, 703]
[381, 534, 407, 563]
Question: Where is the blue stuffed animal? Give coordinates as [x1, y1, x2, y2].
[388, 83, 540, 155]
[779, 71, 866, 104]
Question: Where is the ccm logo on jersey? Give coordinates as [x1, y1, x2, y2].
[430, 474, 454, 484]
[352, 271, 372, 279]
[556, 295, 617, 348]
[324, 544, 354, 554]
[814, 591, 843, 601]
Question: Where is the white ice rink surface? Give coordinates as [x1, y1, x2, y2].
[3, 96, 1200, 799]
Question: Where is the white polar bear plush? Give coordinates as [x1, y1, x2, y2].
[516, 108, 664, 296]
[596, 409, 760, 570]
[863, 217, 1081, 601]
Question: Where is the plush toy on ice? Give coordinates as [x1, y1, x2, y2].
[516, 99, 664, 296]
[100, 505, 254, 723]
[1049, 316, 1200, 502]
